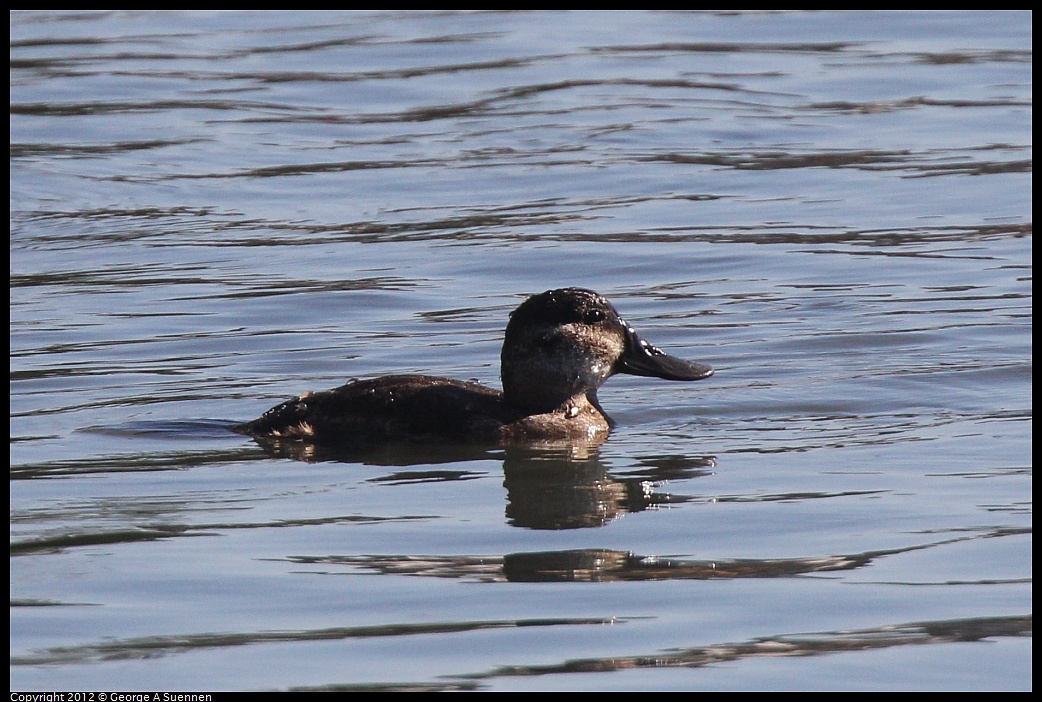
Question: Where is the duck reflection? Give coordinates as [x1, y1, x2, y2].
[246, 433, 715, 531]
[291, 547, 879, 583]
[501, 446, 715, 529]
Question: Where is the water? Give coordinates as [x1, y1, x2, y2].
[10, 10, 1031, 691]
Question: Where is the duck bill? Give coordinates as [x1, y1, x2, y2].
[616, 325, 714, 381]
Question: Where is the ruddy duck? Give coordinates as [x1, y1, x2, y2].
[234, 288, 713, 446]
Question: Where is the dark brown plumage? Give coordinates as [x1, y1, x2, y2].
[233, 288, 713, 447]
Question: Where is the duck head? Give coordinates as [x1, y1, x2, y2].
[500, 288, 713, 413]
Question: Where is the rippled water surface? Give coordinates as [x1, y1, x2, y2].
[10, 10, 1031, 691]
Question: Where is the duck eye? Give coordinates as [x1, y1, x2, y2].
[583, 309, 606, 324]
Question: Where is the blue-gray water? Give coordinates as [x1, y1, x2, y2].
[10, 10, 1031, 691]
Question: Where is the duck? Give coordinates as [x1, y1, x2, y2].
[233, 287, 713, 446]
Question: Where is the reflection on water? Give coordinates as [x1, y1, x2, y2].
[9, 605, 1029, 692]
[10, 10, 1031, 692]
[286, 526, 1028, 583]
[10, 613, 617, 668]
[502, 449, 715, 529]
[12, 527, 1028, 685]
[458, 614, 1032, 684]
[10, 433, 716, 542]
[209, 429, 719, 530]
